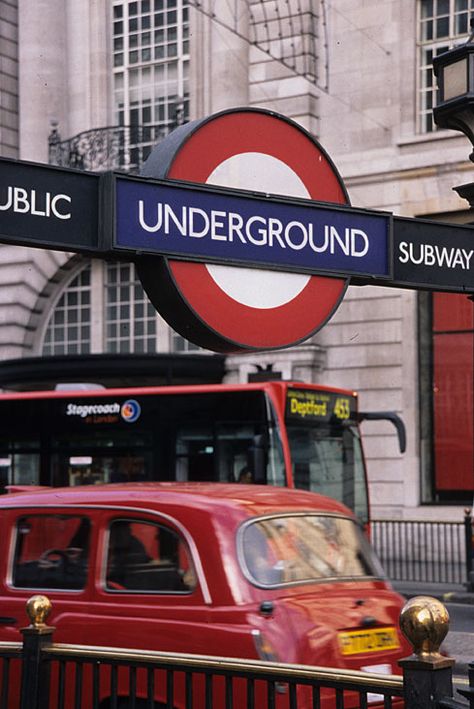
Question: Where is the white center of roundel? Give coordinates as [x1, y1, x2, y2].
[205, 152, 312, 309]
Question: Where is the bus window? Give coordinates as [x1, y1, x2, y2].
[49, 429, 154, 486]
[174, 419, 286, 485]
[57, 453, 150, 486]
[0, 437, 41, 491]
[175, 424, 215, 482]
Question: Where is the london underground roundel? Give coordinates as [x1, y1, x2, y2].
[137, 108, 350, 353]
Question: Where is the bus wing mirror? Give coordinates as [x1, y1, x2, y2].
[357, 412, 407, 454]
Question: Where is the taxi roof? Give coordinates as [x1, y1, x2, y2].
[0, 482, 353, 519]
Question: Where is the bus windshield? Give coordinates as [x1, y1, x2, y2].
[284, 387, 369, 525]
[286, 424, 368, 525]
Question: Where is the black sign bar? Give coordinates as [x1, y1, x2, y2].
[394, 216, 474, 292]
[0, 157, 473, 294]
[0, 157, 102, 253]
[352, 216, 474, 293]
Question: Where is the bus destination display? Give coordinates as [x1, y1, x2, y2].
[285, 388, 356, 423]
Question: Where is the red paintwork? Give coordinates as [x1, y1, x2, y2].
[0, 379, 357, 402]
[0, 381, 367, 515]
[432, 293, 474, 493]
[0, 484, 407, 707]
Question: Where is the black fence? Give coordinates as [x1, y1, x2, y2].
[372, 511, 473, 585]
[1, 594, 473, 709]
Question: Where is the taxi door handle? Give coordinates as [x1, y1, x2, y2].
[0, 616, 17, 625]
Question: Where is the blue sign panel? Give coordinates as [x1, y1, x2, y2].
[114, 176, 392, 278]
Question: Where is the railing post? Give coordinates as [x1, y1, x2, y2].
[398, 596, 456, 708]
[455, 661, 474, 707]
[464, 508, 473, 591]
[19, 595, 54, 709]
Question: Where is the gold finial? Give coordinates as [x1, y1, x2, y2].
[26, 595, 52, 628]
[399, 596, 449, 658]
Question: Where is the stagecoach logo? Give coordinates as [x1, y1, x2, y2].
[120, 399, 141, 423]
[65, 399, 141, 424]
[66, 402, 121, 418]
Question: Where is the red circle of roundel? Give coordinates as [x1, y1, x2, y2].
[139, 109, 350, 352]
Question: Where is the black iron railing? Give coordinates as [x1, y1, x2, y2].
[372, 512, 473, 585]
[1, 594, 473, 709]
[48, 122, 176, 174]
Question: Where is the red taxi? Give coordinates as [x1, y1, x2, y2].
[0, 484, 409, 706]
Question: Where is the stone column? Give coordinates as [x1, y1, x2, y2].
[18, 0, 67, 162]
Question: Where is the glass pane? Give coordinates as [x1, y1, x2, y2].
[240, 515, 384, 587]
[455, 12, 468, 34]
[436, 16, 450, 37]
[421, 0, 434, 17]
[287, 424, 369, 525]
[13, 515, 91, 590]
[106, 520, 196, 592]
[437, 0, 449, 14]
[421, 19, 434, 40]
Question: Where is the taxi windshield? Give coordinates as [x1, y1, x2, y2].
[239, 514, 385, 587]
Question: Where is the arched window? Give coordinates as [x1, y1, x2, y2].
[41, 260, 200, 355]
[42, 265, 92, 356]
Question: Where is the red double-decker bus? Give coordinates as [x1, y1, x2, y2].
[0, 381, 405, 525]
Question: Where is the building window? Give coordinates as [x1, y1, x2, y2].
[105, 262, 158, 353]
[41, 260, 201, 355]
[171, 331, 200, 352]
[42, 266, 92, 356]
[418, 0, 474, 133]
[112, 0, 189, 167]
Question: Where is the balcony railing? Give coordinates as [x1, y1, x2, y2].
[48, 122, 176, 174]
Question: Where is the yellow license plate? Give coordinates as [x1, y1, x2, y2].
[338, 627, 400, 656]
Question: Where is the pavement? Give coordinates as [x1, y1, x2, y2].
[392, 580, 474, 679]
[392, 580, 474, 605]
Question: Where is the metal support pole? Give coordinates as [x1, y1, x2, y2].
[455, 661, 474, 707]
[464, 508, 474, 591]
[19, 595, 54, 709]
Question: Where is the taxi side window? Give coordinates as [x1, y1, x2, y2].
[12, 515, 90, 590]
[105, 519, 196, 593]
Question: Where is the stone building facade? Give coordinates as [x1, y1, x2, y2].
[0, 0, 472, 519]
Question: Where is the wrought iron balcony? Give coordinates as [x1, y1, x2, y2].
[48, 122, 175, 173]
